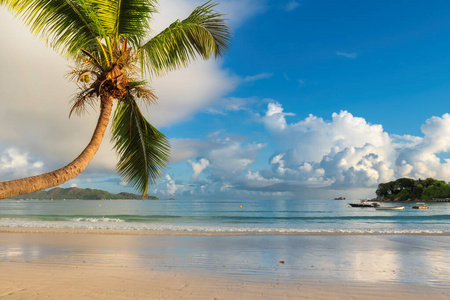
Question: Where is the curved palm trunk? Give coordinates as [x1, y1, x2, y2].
[0, 97, 114, 200]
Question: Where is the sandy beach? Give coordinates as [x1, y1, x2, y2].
[1, 230, 449, 299]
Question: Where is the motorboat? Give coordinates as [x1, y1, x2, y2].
[412, 203, 429, 209]
[375, 206, 405, 210]
[348, 200, 380, 208]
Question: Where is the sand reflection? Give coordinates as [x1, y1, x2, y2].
[0, 232, 449, 288]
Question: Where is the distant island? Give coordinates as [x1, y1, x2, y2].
[11, 187, 159, 200]
[376, 177, 450, 201]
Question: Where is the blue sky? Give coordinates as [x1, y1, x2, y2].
[2, 0, 450, 200]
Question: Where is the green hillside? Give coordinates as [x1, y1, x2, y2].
[11, 187, 159, 200]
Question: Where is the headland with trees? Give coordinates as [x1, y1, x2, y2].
[375, 177, 450, 201]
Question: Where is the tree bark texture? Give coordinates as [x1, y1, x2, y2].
[0, 97, 114, 199]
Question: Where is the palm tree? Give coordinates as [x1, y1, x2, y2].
[0, 0, 231, 199]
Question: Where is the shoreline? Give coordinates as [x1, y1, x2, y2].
[1, 226, 450, 236]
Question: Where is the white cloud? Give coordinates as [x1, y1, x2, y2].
[243, 73, 273, 82]
[149, 0, 268, 33]
[169, 138, 212, 164]
[336, 51, 357, 59]
[250, 102, 397, 191]
[188, 158, 210, 180]
[205, 97, 256, 115]
[165, 174, 178, 195]
[0, 148, 44, 180]
[154, 133, 266, 198]
[214, 0, 269, 27]
[148, 61, 239, 126]
[263, 102, 392, 163]
[202, 134, 265, 181]
[395, 113, 450, 179]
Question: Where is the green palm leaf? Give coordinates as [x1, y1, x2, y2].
[91, 0, 155, 48]
[2, 0, 107, 58]
[138, 1, 231, 76]
[112, 97, 170, 197]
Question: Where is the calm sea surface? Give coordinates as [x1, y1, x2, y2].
[1, 199, 449, 234]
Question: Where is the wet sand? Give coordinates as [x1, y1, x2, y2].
[1, 230, 449, 299]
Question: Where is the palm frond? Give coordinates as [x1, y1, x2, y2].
[138, 1, 231, 76]
[115, 0, 157, 46]
[112, 97, 170, 197]
[128, 81, 158, 105]
[69, 86, 97, 117]
[1, 0, 107, 58]
[80, 49, 106, 71]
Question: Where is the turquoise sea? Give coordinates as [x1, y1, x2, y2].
[1, 199, 449, 234]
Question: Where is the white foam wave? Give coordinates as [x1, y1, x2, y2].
[67, 217, 125, 223]
[0, 218, 449, 235]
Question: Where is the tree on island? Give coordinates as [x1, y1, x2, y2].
[376, 177, 450, 200]
[0, 0, 231, 199]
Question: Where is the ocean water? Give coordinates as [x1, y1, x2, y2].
[1, 199, 450, 234]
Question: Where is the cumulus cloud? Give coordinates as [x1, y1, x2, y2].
[165, 174, 178, 195]
[188, 158, 210, 180]
[263, 102, 392, 163]
[242, 102, 398, 192]
[206, 138, 264, 181]
[395, 114, 450, 179]
[174, 132, 265, 181]
[149, 132, 266, 198]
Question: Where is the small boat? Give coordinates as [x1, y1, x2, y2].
[349, 200, 380, 207]
[412, 203, 429, 209]
[375, 206, 405, 210]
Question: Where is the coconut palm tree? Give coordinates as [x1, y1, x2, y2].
[0, 0, 231, 199]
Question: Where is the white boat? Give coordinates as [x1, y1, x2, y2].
[375, 206, 405, 210]
[348, 200, 379, 208]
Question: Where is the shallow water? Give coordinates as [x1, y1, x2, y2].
[1, 199, 450, 234]
[1, 233, 449, 288]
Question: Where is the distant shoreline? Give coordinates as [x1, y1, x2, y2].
[9, 187, 160, 201]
